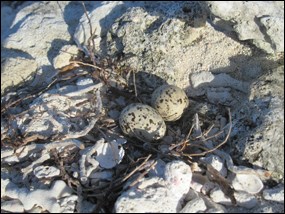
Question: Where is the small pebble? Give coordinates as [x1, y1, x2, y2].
[162, 135, 174, 144]
[201, 155, 227, 177]
[263, 184, 284, 203]
[180, 197, 207, 213]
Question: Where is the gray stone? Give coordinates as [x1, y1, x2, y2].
[263, 184, 284, 203]
[1, 1, 85, 94]
[74, 1, 142, 54]
[1, 55, 38, 95]
[233, 66, 284, 179]
[114, 161, 192, 213]
[206, 1, 284, 53]
[105, 2, 206, 88]
[179, 197, 207, 213]
[201, 155, 227, 177]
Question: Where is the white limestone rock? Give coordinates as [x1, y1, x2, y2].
[263, 184, 284, 203]
[234, 190, 258, 209]
[210, 187, 258, 209]
[1, 56, 38, 95]
[201, 155, 227, 177]
[1, 1, 86, 93]
[74, 1, 143, 54]
[210, 187, 231, 206]
[1, 199, 24, 213]
[179, 197, 207, 213]
[53, 45, 79, 70]
[114, 160, 192, 213]
[233, 66, 284, 179]
[206, 1, 284, 53]
[3, 179, 75, 212]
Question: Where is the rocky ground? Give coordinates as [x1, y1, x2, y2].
[1, 1, 284, 213]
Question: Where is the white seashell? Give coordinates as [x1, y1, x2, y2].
[231, 173, 264, 194]
[95, 140, 125, 169]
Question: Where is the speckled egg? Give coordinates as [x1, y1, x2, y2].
[119, 103, 166, 142]
[151, 85, 189, 121]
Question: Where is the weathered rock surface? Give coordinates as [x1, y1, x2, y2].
[114, 161, 192, 213]
[1, 1, 284, 213]
[206, 1, 284, 53]
[1, 1, 89, 95]
[1, 53, 38, 95]
[233, 65, 284, 179]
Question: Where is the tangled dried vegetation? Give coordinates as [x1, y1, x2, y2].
[1, 3, 272, 213]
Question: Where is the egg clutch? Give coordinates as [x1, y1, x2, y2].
[119, 85, 189, 142]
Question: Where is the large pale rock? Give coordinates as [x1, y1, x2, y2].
[179, 197, 207, 213]
[74, 1, 142, 54]
[115, 161, 192, 213]
[3, 2, 71, 66]
[1, 1, 85, 94]
[233, 66, 284, 179]
[1, 55, 38, 95]
[263, 184, 284, 203]
[105, 2, 207, 88]
[206, 1, 284, 53]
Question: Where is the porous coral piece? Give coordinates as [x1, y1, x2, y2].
[3, 179, 74, 213]
[115, 160, 192, 213]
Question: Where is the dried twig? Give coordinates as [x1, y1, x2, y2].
[188, 108, 232, 157]
[207, 164, 236, 205]
[70, 60, 102, 70]
[81, 1, 97, 65]
[129, 160, 157, 187]
[203, 123, 215, 136]
[122, 154, 152, 182]
[133, 70, 137, 97]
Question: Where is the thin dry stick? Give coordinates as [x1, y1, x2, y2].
[186, 123, 195, 140]
[178, 123, 195, 152]
[129, 160, 157, 187]
[1, 76, 59, 114]
[81, 1, 97, 65]
[133, 70, 137, 97]
[122, 154, 152, 182]
[169, 124, 194, 151]
[70, 60, 102, 70]
[189, 108, 232, 157]
[204, 123, 215, 136]
[203, 129, 225, 141]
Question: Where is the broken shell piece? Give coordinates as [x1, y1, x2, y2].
[95, 140, 125, 169]
[231, 173, 264, 194]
